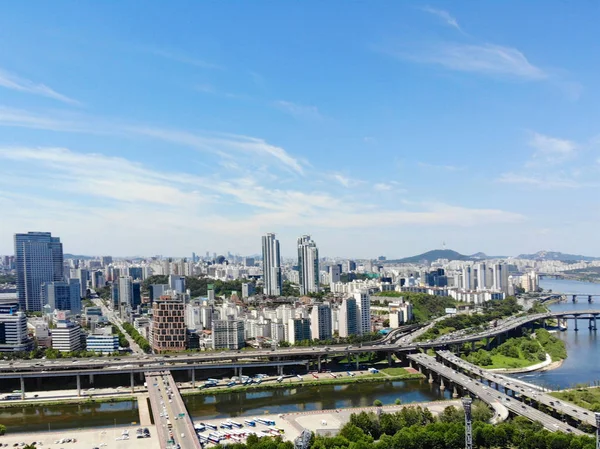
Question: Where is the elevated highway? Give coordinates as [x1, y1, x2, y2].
[407, 353, 585, 435]
[437, 350, 598, 429]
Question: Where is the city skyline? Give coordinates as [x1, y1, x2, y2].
[1, 2, 599, 257]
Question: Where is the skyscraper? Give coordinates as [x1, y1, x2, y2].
[476, 263, 487, 291]
[261, 233, 282, 296]
[41, 279, 81, 314]
[462, 265, 473, 290]
[118, 276, 133, 306]
[14, 232, 64, 311]
[297, 235, 319, 295]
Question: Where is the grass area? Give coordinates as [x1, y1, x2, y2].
[183, 373, 423, 397]
[550, 387, 600, 412]
[485, 353, 542, 369]
[380, 367, 411, 376]
[0, 395, 136, 409]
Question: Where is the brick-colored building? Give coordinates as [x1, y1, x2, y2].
[151, 295, 186, 353]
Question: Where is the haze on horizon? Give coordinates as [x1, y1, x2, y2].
[0, 2, 598, 258]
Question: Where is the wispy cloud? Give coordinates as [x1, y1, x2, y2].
[421, 6, 462, 32]
[333, 174, 352, 188]
[383, 42, 546, 80]
[373, 183, 393, 191]
[0, 68, 80, 105]
[418, 162, 464, 171]
[0, 106, 304, 175]
[273, 100, 323, 120]
[194, 83, 242, 99]
[150, 49, 223, 70]
[497, 172, 592, 189]
[529, 132, 577, 164]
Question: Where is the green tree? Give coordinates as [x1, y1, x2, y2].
[373, 399, 383, 407]
[0, 424, 6, 435]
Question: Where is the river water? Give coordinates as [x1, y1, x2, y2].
[511, 278, 600, 389]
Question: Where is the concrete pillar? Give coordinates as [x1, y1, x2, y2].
[589, 318, 594, 331]
[355, 353, 360, 371]
[77, 374, 81, 397]
[387, 352, 393, 366]
[191, 369, 195, 388]
[239, 366, 243, 378]
[572, 295, 577, 303]
[130, 371, 135, 392]
[453, 386, 459, 398]
[588, 295, 592, 304]
[594, 315, 597, 331]
[89, 374, 94, 385]
[574, 317, 578, 332]
[486, 337, 491, 350]
[471, 341, 476, 351]
[278, 365, 283, 376]
[20, 376, 25, 400]
[428, 373, 434, 384]
[440, 378, 445, 390]
[317, 356, 322, 372]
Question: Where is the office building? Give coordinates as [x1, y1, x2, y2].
[310, 303, 332, 340]
[338, 297, 358, 338]
[118, 276, 133, 306]
[0, 304, 33, 352]
[52, 320, 82, 352]
[354, 290, 371, 335]
[86, 333, 119, 354]
[261, 233, 282, 296]
[288, 318, 311, 344]
[242, 283, 255, 298]
[185, 302, 203, 330]
[91, 270, 105, 289]
[169, 275, 185, 294]
[212, 319, 245, 350]
[111, 283, 119, 309]
[14, 232, 64, 311]
[149, 283, 168, 301]
[41, 279, 82, 314]
[72, 268, 88, 297]
[329, 264, 341, 287]
[150, 296, 186, 353]
[132, 281, 142, 309]
[297, 235, 319, 295]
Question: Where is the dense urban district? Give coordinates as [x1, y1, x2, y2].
[2, 231, 600, 449]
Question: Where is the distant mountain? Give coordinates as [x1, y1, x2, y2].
[517, 251, 600, 262]
[470, 252, 507, 260]
[64, 253, 95, 260]
[391, 249, 470, 264]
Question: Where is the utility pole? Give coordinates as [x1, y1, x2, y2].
[463, 397, 473, 449]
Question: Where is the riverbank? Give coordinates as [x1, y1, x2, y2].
[549, 386, 600, 411]
[487, 353, 564, 374]
[0, 394, 137, 409]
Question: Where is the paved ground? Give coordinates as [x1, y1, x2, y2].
[0, 425, 160, 449]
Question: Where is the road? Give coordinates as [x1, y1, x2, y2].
[437, 350, 598, 429]
[408, 353, 584, 435]
[146, 371, 201, 449]
[91, 296, 143, 354]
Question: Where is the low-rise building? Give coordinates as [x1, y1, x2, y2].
[212, 319, 245, 350]
[52, 319, 82, 352]
[0, 304, 33, 352]
[86, 332, 119, 354]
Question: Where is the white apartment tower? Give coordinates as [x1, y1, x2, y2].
[297, 235, 319, 295]
[476, 263, 487, 291]
[353, 290, 371, 335]
[262, 233, 282, 296]
[310, 303, 332, 340]
[462, 265, 473, 290]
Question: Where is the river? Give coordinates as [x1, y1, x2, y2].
[511, 278, 600, 389]
[0, 380, 449, 433]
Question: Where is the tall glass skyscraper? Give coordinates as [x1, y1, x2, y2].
[261, 233, 282, 296]
[297, 235, 319, 295]
[14, 232, 64, 311]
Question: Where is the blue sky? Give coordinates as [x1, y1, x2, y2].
[1, 1, 599, 258]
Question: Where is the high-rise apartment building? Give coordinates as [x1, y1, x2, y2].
[41, 279, 81, 314]
[462, 266, 473, 290]
[287, 318, 311, 344]
[476, 263, 487, 291]
[150, 296, 186, 353]
[14, 232, 64, 311]
[329, 264, 341, 287]
[262, 233, 282, 296]
[310, 303, 332, 340]
[492, 263, 509, 293]
[297, 235, 319, 295]
[338, 297, 358, 338]
[118, 276, 133, 306]
[212, 319, 245, 350]
[354, 290, 371, 335]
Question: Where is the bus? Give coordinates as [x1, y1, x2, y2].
[244, 420, 256, 427]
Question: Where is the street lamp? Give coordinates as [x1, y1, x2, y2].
[462, 397, 473, 449]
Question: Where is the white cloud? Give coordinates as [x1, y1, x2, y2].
[386, 42, 546, 80]
[194, 84, 242, 99]
[333, 174, 352, 188]
[422, 6, 462, 32]
[373, 183, 392, 191]
[273, 100, 323, 120]
[529, 132, 577, 164]
[0, 107, 304, 175]
[497, 172, 591, 189]
[0, 68, 80, 105]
